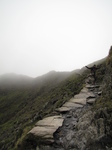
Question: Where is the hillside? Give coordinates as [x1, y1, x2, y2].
[0, 69, 84, 150]
[0, 73, 33, 88]
[0, 46, 112, 150]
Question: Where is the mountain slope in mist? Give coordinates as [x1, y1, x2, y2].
[0, 53, 108, 150]
[0, 68, 85, 150]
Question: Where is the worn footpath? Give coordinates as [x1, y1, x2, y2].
[29, 76, 102, 150]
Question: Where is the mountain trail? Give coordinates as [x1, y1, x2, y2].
[29, 76, 102, 150]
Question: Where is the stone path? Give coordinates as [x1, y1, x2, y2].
[29, 115, 64, 143]
[55, 85, 97, 113]
[28, 77, 102, 149]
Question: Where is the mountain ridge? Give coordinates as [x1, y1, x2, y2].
[0, 56, 105, 88]
[0, 47, 111, 150]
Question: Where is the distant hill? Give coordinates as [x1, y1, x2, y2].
[0, 69, 80, 90]
[33, 69, 80, 87]
[0, 73, 33, 88]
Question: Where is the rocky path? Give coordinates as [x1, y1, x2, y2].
[29, 77, 102, 150]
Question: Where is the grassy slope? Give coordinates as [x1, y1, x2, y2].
[0, 71, 86, 150]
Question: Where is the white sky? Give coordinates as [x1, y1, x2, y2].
[0, 0, 112, 77]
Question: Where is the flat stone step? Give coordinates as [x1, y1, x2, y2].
[63, 102, 83, 108]
[69, 98, 86, 105]
[29, 115, 64, 143]
[74, 92, 95, 99]
[80, 87, 88, 93]
[56, 107, 72, 112]
[35, 116, 63, 127]
[74, 93, 88, 99]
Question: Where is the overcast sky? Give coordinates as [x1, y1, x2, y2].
[0, 0, 112, 77]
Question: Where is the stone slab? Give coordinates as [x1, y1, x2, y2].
[29, 115, 64, 143]
[63, 102, 83, 108]
[29, 126, 55, 138]
[87, 99, 96, 104]
[74, 93, 87, 99]
[56, 107, 71, 112]
[36, 116, 63, 127]
[80, 87, 88, 93]
[69, 98, 86, 105]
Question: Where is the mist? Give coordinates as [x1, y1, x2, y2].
[0, 0, 112, 77]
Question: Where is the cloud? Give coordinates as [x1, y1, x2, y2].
[0, 0, 111, 77]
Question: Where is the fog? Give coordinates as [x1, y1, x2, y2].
[0, 0, 112, 77]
